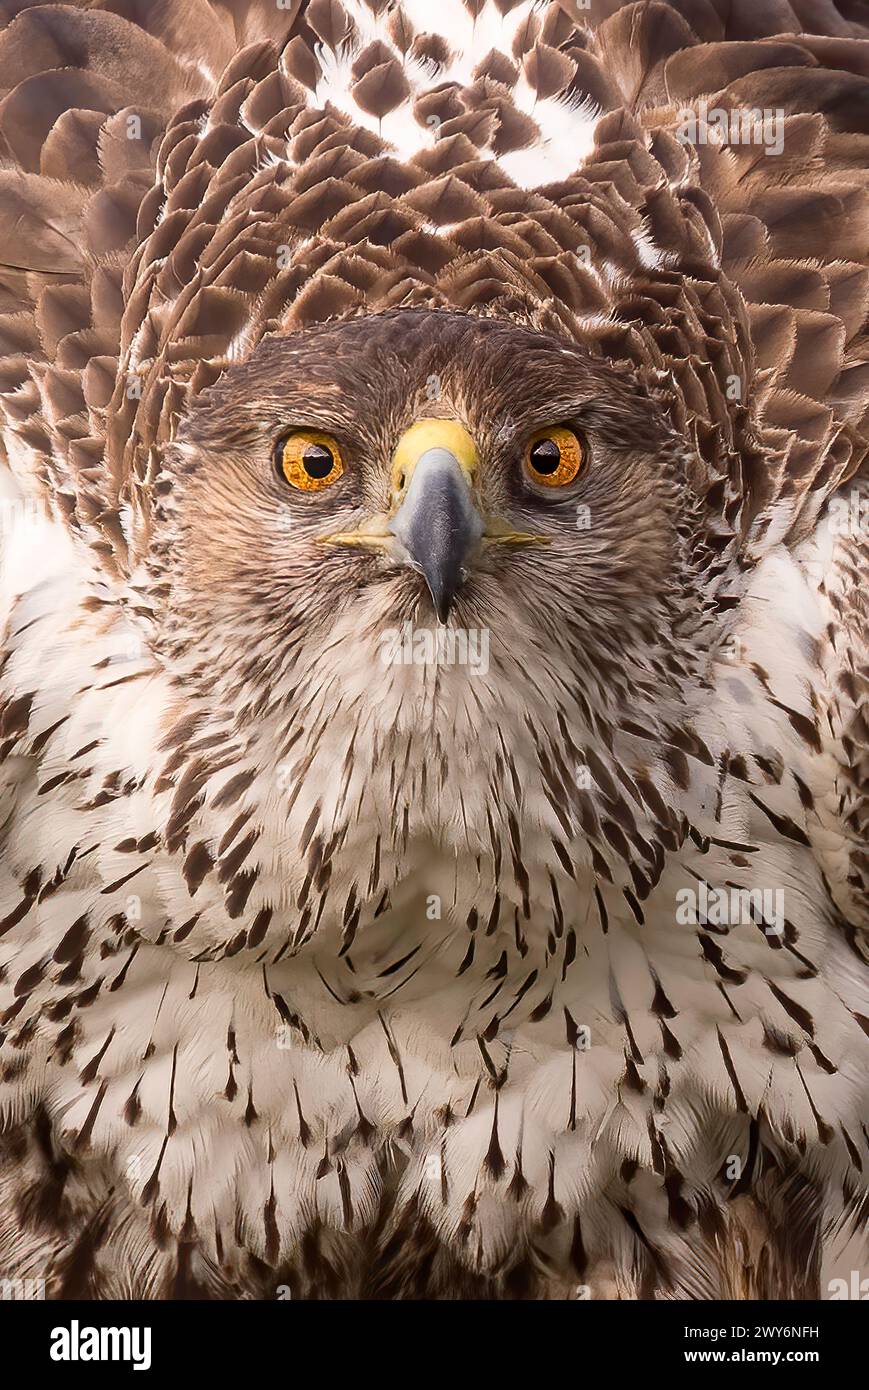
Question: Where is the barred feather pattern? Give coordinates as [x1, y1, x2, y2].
[0, 0, 866, 1298]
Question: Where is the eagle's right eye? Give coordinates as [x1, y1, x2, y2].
[524, 425, 585, 488]
[275, 431, 344, 491]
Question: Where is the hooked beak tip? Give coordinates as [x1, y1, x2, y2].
[388, 445, 482, 622]
[429, 584, 456, 626]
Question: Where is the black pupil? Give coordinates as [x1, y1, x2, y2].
[302, 443, 334, 479]
[530, 438, 561, 474]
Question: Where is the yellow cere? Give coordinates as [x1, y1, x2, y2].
[278, 430, 344, 491]
[391, 418, 478, 500]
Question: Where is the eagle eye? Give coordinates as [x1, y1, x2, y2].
[276, 430, 344, 491]
[524, 425, 585, 488]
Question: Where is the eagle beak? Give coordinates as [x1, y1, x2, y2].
[316, 418, 551, 608]
[387, 419, 482, 623]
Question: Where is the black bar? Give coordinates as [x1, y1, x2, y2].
[2, 1297, 859, 1378]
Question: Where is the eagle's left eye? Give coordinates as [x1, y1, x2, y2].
[524, 425, 585, 488]
[275, 430, 344, 491]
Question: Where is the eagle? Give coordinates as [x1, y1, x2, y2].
[0, 0, 866, 1302]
